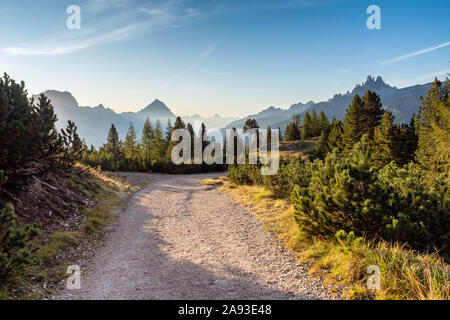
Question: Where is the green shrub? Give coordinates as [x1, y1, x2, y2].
[262, 156, 311, 198]
[226, 163, 262, 185]
[291, 135, 450, 257]
[0, 203, 40, 287]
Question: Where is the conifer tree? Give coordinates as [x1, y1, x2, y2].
[124, 122, 137, 160]
[35, 94, 62, 162]
[165, 118, 173, 146]
[416, 78, 450, 177]
[186, 122, 195, 159]
[199, 123, 209, 153]
[141, 117, 153, 169]
[361, 90, 384, 138]
[318, 110, 329, 134]
[300, 112, 312, 140]
[327, 119, 344, 152]
[61, 120, 82, 164]
[106, 124, 120, 154]
[266, 126, 272, 150]
[342, 95, 364, 151]
[104, 124, 121, 170]
[314, 127, 330, 159]
[151, 120, 166, 162]
[373, 111, 396, 168]
[0, 203, 40, 284]
[0, 73, 63, 170]
[310, 109, 319, 136]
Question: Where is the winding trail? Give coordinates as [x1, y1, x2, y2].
[53, 173, 333, 300]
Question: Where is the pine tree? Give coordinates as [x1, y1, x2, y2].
[0, 203, 40, 284]
[373, 111, 396, 168]
[243, 118, 260, 148]
[199, 122, 209, 153]
[186, 122, 195, 159]
[105, 124, 121, 170]
[314, 127, 330, 159]
[327, 119, 344, 152]
[141, 117, 153, 169]
[310, 109, 319, 136]
[35, 94, 63, 162]
[0, 73, 63, 170]
[61, 120, 82, 164]
[342, 95, 364, 151]
[243, 119, 260, 131]
[266, 126, 272, 150]
[106, 124, 120, 154]
[416, 78, 450, 177]
[124, 121, 137, 160]
[165, 118, 173, 146]
[361, 90, 384, 138]
[318, 110, 329, 134]
[151, 120, 166, 162]
[300, 112, 312, 140]
[173, 116, 185, 131]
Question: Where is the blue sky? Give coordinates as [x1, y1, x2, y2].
[1, 0, 449, 117]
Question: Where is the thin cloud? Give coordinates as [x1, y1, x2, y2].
[3, 24, 140, 56]
[382, 41, 450, 65]
[2, 1, 202, 56]
[412, 68, 450, 83]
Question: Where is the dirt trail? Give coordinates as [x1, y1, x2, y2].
[53, 173, 333, 300]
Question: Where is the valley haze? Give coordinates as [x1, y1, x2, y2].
[38, 76, 439, 148]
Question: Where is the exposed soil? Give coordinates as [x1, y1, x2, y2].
[52, 173, 335, 300]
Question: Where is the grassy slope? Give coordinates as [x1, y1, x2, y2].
[1, 165, 149, 299]
[203, 177, 449, 300]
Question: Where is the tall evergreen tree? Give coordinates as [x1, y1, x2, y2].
[361, 90, 384, 138]
[300, 112, 312, 140]
[318, 110, 330, 134]
[61, 120, 82, 164]
[186, 122, 195, 159]
[141, 117, 153, 169]
[342, 95, 364, 151]
[372, 111, 396, 168]
[310, 109, 319, 136]
[124, 122, 137, 160]
[106, 124, 120, 155]
[151, 120, 166, 162]
[416, 78, 450, 177]
[165, 118, 173, 146]
[327, 119, 344, 152]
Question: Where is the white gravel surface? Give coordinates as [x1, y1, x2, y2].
[52, 173, 335, 300]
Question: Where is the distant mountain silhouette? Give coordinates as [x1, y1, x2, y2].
[226, 76, 435, 134]
[36, 91, 176, 147]
[39, 75, 437, 147]
[183, 113, 239, 131]
[37, 91, 237, 147]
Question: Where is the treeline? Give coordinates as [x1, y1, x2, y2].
[0, 73, 83, 288]
[81, 116, 225, 174]
[284, 109, 330, 141]
[228, 79, 450, 258]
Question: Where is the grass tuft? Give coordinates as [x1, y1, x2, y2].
[220, 178, 450, 300]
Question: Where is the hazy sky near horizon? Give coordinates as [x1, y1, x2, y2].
[1, 0, 449, 117]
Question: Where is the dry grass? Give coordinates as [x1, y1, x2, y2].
[13, 166, 143, 299]
[220, 179, 450, 300]
[199, 177, 224, 186]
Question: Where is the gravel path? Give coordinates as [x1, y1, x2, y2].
[53, 173, 334, 300]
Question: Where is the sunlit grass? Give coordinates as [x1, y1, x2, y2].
[220, 179, 450, 300]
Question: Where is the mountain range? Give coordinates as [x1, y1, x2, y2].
[37, 91, 237, 147]
[225, 76, 435, 133]
[39, 76, 436, 147]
